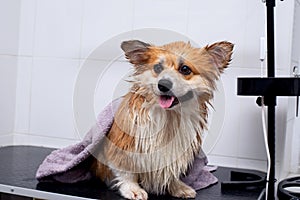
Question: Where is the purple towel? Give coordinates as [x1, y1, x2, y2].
[36, 98, 218, 190]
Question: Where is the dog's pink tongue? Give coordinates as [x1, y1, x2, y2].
[159, 96, 174, 109]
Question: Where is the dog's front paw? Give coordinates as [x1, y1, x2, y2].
[119, 182, 148, 200]
[168, 180, 196, 199]
[170, 186, 196, 199]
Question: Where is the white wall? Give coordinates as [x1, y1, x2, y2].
[281, 0, 300, 178]
[0, 0, 296, 172]
[0, 0, 20, 144]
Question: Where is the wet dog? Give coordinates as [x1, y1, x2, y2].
[91, 40, 233, 200]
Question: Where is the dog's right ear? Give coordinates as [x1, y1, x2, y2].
[121, 40, 151, 64]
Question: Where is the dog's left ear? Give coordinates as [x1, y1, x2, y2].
[205, 41, 234, 73]
[121, 40, 151, 65]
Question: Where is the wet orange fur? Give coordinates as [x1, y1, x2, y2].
[91, 40, 233, 199]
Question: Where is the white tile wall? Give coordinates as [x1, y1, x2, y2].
[276, 97, 289, 159]
[282, 0, 300, 177]
[73, 59, 130, 137]
[86, 29, 194, 62]
[29, 58, 80, 140]
[81, 0, 134, 59]
[208, 68, 266, 162]
[276, 0, 295, 70]
[237, 97, 267, 160]
[187, 0, 265, 69]
[13, 132, 80, 148]
[0, 0, 20, 146]
[208, 67, 290, 171]
[94, 60, 132, 114]
[242, 1, 265, 69]
[73, 59, 105, 137]
[18, 0, 36, 56]
[0, 134, 14, 147]
[33, 0, 82, 58]
[292, 1, 300, 62]
[207, 155, 237, 169]
[287, 88, 298, 122]
[285, 117, 300, 174]
[14, 57, 32, 133]
[0, 0, 21, 55]
[0, 0, 295, 171]
[207, 68, 240, 158]
[0, 56, 18, 134]
[280, 119, 294, 178]
[83, 31, 133, 62]
[133, 0, 188, 34]
[235, 68, 268, 161]
[237, 158, 267, 172]
[293, 117, 300, 171]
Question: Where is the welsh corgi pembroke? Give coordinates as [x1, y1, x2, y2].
[91, 40, 233, 200]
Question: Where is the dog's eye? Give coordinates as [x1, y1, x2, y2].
[153, 64, 163, 74]
[179, 65, 192, 75]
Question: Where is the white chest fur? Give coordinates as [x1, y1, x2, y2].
[121, 102, 204, 194]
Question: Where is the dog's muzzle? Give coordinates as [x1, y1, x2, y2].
[157, 79, 193, 109]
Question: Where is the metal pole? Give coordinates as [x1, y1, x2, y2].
[265, 0, 276, 199]
[266, 0, 275, 77]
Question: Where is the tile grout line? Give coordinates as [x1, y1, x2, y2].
[13, 131, 81, 141]
[27, 0, 38, 141]
[208, 153, 268, 162]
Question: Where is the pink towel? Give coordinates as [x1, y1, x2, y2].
[36, 98, 218, 190]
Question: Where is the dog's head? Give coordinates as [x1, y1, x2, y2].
[121, 40, 233, 110]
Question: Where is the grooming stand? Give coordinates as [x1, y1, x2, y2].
[221, 0, 300, 199]
[277, 176, 300, 200]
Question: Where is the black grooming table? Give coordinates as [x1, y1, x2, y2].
[0, 146, 265, 200]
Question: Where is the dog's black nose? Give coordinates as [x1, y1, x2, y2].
[158, 79, 173, 92]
